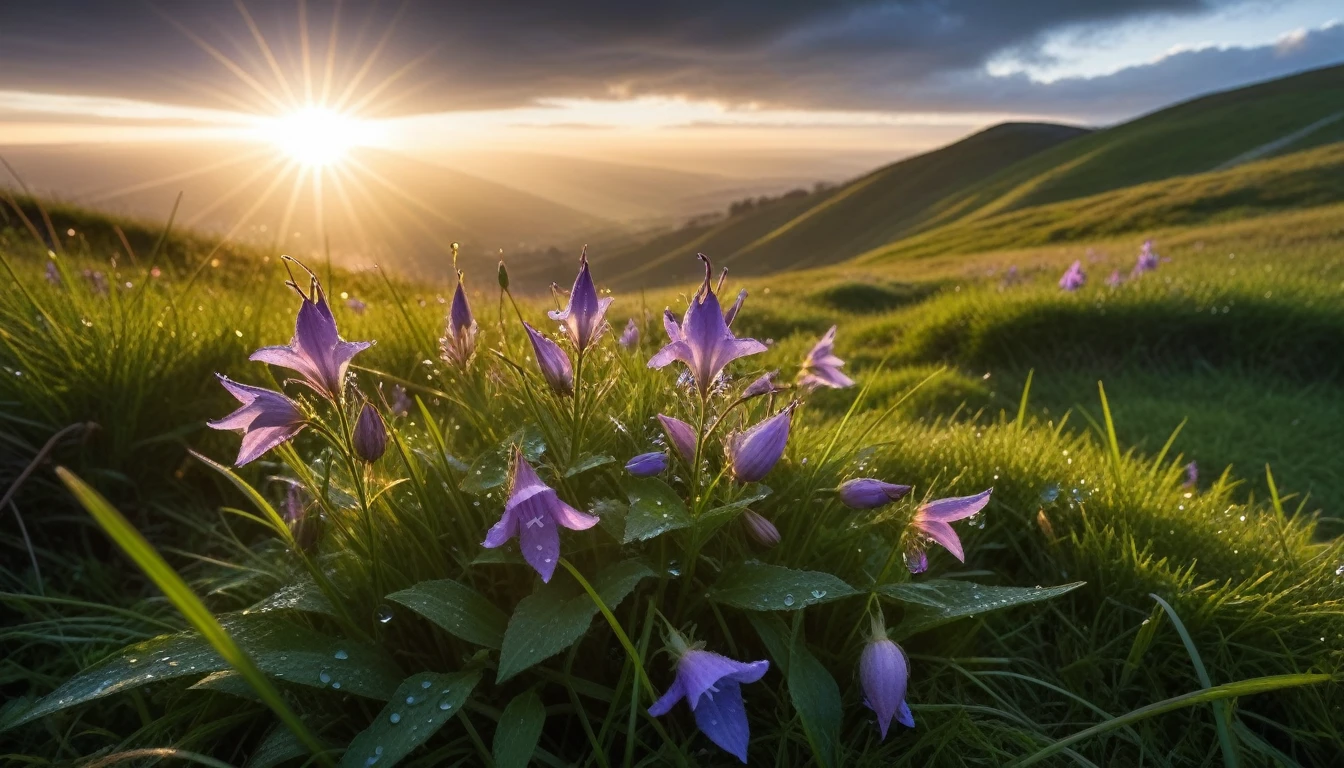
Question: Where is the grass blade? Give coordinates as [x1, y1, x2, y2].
[55, 467, 329, 764]
[1097, 381, 1123, 473]
[1010, 673, 1329, 767]
[1150, 594, 1238, 768]
[1015, 368, 1034, 428]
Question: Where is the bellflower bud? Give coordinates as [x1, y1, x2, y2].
[725, 401, 797, 483]
[353, 402, 388, 463]
[657, 414, 698, 465]
[860, 613, 913, 740]
[837, 478, 912, 509]
[625, 452, 669, 477]
[497, 260, 510, 290]
[523, 321, 574, 395]
[741, 509, 780, 547]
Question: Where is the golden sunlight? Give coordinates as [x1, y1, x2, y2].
[257, 106, 380, 167]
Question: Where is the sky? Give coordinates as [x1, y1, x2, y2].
[0, 0, 1340, 161]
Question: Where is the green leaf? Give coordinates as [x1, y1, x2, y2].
[565, 454, 615, 477]
[697, 485, 771, 536]
[746, 614, 841, 768]
[248, 576, 337, 617]
[493, 690, 546, 768]
[497, 559, 654, 682]
[190, 670, 258, 700]
[590, 498, 627, 542]
[472, 548, 526, 566]
[50, 468, 327, 762]
[339, 669, 482, 768]
[708, 563, 858, 611]
[877, 580, 1085, 639]
[3, 614, 403, 730]
[459, 428, 547, 495]
[621, 477, 692, 543]
[248, 724, 321, 768]
[387, 580, 508, 650]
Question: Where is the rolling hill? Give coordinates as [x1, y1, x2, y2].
[605, 63, 1344, 288]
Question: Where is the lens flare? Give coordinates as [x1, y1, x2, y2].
[258, 106, 379, 167]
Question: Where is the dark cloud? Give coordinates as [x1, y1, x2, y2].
[0, 0, 1336, 121]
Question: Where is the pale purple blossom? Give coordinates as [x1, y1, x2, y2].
[440, 273, 477, 367]
[1183, 461, 1198, 489]
[1106, 269, 1124, 287]
[657, 414, 698, 465]
[207, 375, 306, 466]
[482, 449, 599, 582]
[903, 489, 992, 573]
[250, 266, 371, 401]
[741, 509, 780, 547]
[861, 615, 913, 740]
[1058, 261, 1085, 291]
[353, 402, 387, 463]
[44, 261, 61, 286]
[799, 325, 854, 389]
[549, 249, 613, 354]
[619, 318, 640, 350]
[523, 321, 574, 395]
[742, 371, 782, 399]
[725, 401, 796, 483]
[837, 479, 912, 509]
[345, 297, 367, 315]
[648, 255, 766, 397]
[625, 452, 668, 477]
[1133, 239, 1160, 275]
[648, 644, 769, 763]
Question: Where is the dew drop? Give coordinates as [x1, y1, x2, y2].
[439, 698, 453, 711]
[421, 680, 432, 689]
[334, 649, 349, 660]
[811, 589, 826, 599]
[332, 681, 342, 689]
[406, 695, 416, 705]
[390, 713, 401, 724]
[319, 669, 332, 684]
[376, 604, 394, 624]
[783, 594, 795, 607]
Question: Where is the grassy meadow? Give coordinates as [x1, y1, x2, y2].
[2, 170, 1343, 767]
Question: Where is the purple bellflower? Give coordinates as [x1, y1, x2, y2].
[838, 478, 912, 509]
[1058, 261, 1086, 291]
[741, 509, 780, 547]
[207, 375, 306, 466]
[903, 488, 993, 573]
[626, 452, 668, 477]
[250, 266, 371, 401]
[657, 414, 699, 465]
[648, 255, 767, 396]
[861, 613, 914, 740]
[1133, 239, 1160, 275]
[482, 449, 599, 582]
[799, 326, 854, 389]
[549, 249, 613, 354]
[725, 401, 796, 483]
[345, 297, 367, 315]
[523, 321, 574, 395]
[440, 273, 478, 367]
[648, 635, 770, 764]
[619, 318, 640, 350]
[353, 402, 388, 463]
[742, 370, 782, 400]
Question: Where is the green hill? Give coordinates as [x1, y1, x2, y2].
[606, 63, 1344, 287]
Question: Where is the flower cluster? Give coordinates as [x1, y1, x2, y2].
[1059, 260, 1086, 291]
[205, 250, 1000, 765]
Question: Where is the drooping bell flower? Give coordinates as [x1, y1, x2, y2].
[799, 326, 854, 389]
[838, 478, 912, 509]
[742, 371, 781, 400]
[619, 318, 640, 350]
[657, 414, 698, 465]
[440, 273, 477, 367]
[625, 452, 668, 477]
[283, 483, 322, 553]
[1058, 261, 1085, 291]
[860, 613, 913, 740]
[522, 321, 574, 395]
[902, 488, 993, 573]
[1183, 461, 1198, 489]
[549, 249, 613, 354]
[649, 255, 766, 397]
[353, 402, 387, 463]
[482, 449, 599, 582]
[250, 264, 371, 401]
[725, 401, 796, 483]
[648, 632, 769, 764]
[741, 509, 780, 547]
[1133, 239, 1160, 275]
[207, 375, 306, 466]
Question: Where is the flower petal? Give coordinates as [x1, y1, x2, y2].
[235, 424, 303, 466]
[861, 639, 908, 740]
[552, 500, 600, 531]
[647, 677, 685, 717]
[657, 414, 698, 465]
[679, 650, 767, 708]
[517, 499, 560, 582]
[692, 680, 751, 763]
[919, 489, 992, 523]
[897, 700, 915, 728]
[912, 518, 964, 562]
[482, 505, 519, 549]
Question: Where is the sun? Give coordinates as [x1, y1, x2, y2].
[258, 106, 379, 167]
